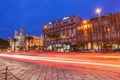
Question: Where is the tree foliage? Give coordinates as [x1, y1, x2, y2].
[47, 32, 59, 39]
[0, 38, 10, 49]
[12, 38, 17, 42]
[25, 36, 33, 41]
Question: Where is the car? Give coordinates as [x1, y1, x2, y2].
[113, 48, 120, 52]
[82, 49, 95, 53]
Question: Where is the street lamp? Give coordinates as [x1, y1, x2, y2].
[96, 8, 101, 20]
[107, 28, 112, 52]
[83, 20, 87, 24]
[95, 8, 102, 50]
[44, 25, 48, 29]
[61, 34, 66, 52]
[83, 20, 88, 49]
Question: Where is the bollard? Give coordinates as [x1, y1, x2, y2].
[5, 66, 8, 80]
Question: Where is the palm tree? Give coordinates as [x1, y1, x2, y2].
[25, 36, 33, 50]
[12, 38, 17, 52]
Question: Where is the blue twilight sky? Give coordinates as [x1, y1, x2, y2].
[0, 0, 120, 39]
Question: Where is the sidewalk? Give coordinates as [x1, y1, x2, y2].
[0, 57, 119, 80]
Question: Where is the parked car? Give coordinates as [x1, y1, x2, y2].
[82, 49, 95, 53]
[113, 48, 120, 52]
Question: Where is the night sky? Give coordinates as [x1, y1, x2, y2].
[0, 0, 120, 39]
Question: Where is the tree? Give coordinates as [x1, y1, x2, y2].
[71, 42, 85, 51]
[25, 36, 33, 50]
[117, 39, 120, 48]
[0, 38, 10, 51]
[47, 32, 59, 39]
[103, 42, 112, 50]
[47, 32, 59, 51]
[12, 38, 18, 52]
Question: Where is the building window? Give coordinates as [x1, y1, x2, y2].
[63, 21, 68, 24]
[119, 32, 120, 38]
[104, 20, 109, 25]
[31, 41, 33, 43]
[111, 27, 114, 31]
[59, 23, 60, 25]
[105, 34, 108, 39]
[93, 35, 97, 40]
[111, 33, 116, 38]
[118, 26, 120, 31]
[71, 19, 73, 22]
[104, 27, 106, 32]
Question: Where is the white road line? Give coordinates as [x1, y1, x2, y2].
[0, 54, 120, 68]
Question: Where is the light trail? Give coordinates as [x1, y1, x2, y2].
[89, 56, 120, 59]
[0, 54, 120, 68]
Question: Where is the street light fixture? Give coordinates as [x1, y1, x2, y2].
[96, 8, 101, 20]
[44, 25, 48, 29]
[83, 20, 87, 24]
[83, 20, 88, 49]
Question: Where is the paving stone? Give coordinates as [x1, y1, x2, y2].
[0, 58, 120, 80]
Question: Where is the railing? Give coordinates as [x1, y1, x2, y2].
[0, 66, 20, 80]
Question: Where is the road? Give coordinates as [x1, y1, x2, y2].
[0, 53, 120, 80]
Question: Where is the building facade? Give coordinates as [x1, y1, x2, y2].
[43, 13, 120, 51]
[77, 13, 120, 50]
[26, 35, 43, 50]
[43, 15, 82, 52]
[10, 28, 26, 51]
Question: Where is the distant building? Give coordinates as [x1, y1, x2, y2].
[10, 28, 26, 51]
[20, 28, 24, 36]
[10, 28, 43, 51]
[26, 35, 43, 50]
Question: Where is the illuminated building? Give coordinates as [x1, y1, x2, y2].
[10, 28, 43, 51]
[43, 15, 82, 52]
[43, 13, 120, 51]
[26, 35, 43, 50]
[77, 13, 120, 50]
[10, 28, 26, 51]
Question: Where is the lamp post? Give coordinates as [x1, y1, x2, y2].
[83, 20, 88, 49]
[107, 28, 112, 52]
[61, 34, 65, 52]
[95, 8, 102, 50]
